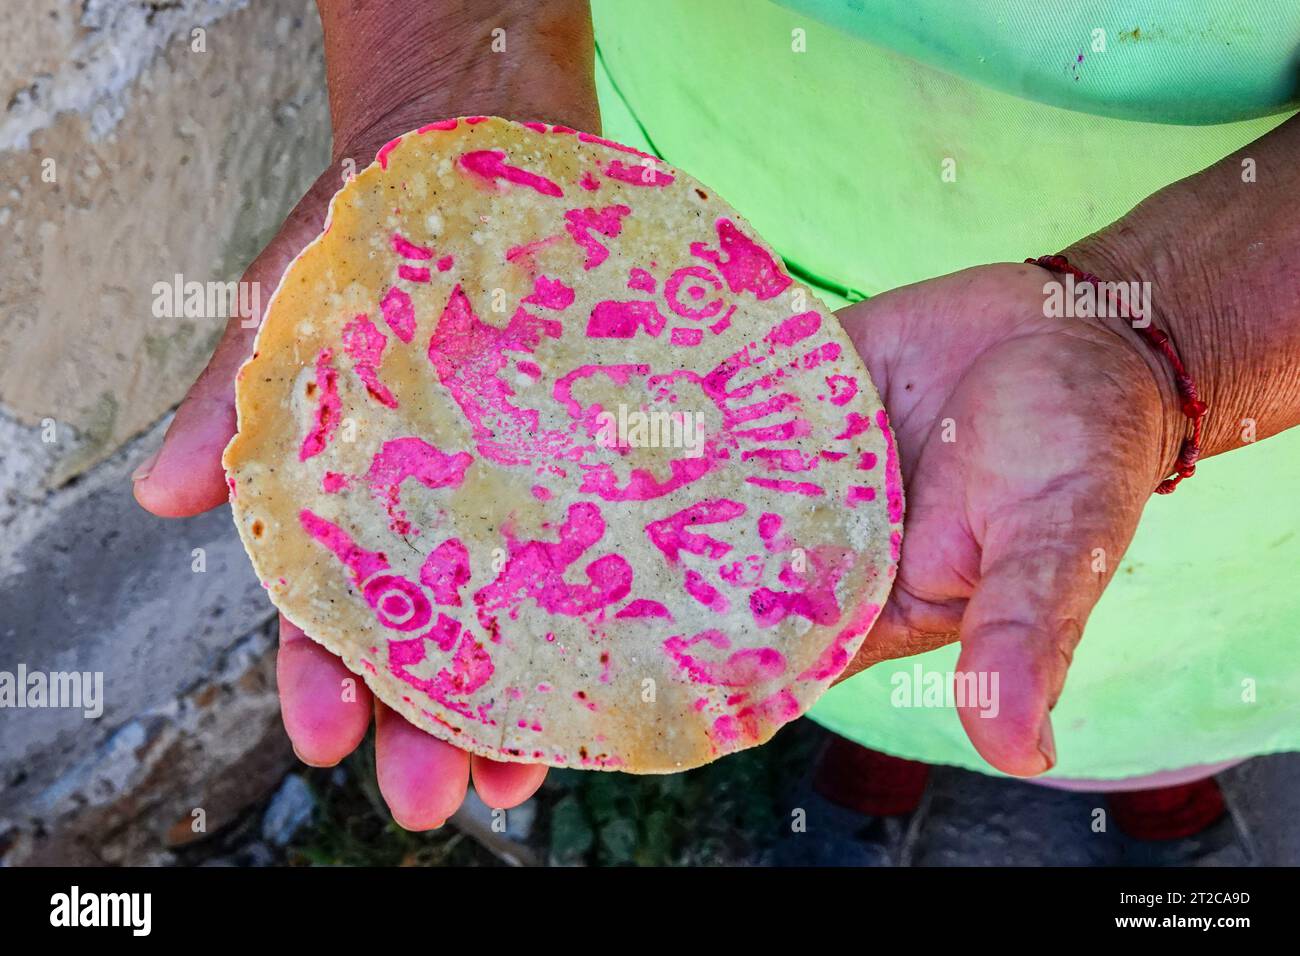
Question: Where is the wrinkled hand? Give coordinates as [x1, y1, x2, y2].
[836, 263, 1180, 776]
[133, 152, 545, 830]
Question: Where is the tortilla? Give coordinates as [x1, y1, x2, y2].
[223, 116, 903, 772]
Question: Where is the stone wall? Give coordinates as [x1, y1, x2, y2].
[0, 0, 330, 865]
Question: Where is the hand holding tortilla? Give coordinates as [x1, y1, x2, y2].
[223, 117, 903, 772]
[126, 0, 1300, 839]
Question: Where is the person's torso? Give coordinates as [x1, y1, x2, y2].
[591, 0, 1300, 778]
[592, 0, 1298, 298]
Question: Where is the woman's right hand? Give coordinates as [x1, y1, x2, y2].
[133, 0, 599, 829]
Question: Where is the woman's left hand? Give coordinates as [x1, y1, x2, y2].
[835, 262, 1182, 776]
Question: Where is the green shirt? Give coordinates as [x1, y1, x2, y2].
[592, 0, 1300, 779]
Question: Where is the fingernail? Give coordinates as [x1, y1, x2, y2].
[391, 815, 444, 833]
[290, 743, 338, 769]
[131, 448, 160, 482]
[1037, 714, 1057, 770]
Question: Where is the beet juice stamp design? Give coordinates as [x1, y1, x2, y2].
[224, 117, 903, 772]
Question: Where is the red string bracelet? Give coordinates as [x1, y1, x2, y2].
[1026, 254, 1208, 494]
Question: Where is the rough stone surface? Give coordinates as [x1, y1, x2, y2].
[1, 617, 291, 866]
[913, 767, 1121, 866]
[0, 0, 329, 485]
[1, 415, 277, 810]
[1219, 753, 1300, 865]
[765, 724, 1295, 866]
[0, 0, 324, 865]
[261, 773, 318, 847]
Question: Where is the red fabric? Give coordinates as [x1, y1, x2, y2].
[1108, 777, 1226, 841]
[812, 737, 930, 817]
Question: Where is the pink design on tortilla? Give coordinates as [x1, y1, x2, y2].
[224, 117, 902, 772]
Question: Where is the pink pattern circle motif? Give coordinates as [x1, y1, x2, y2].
[363, 574, 432, 632]
[664, 265, 725, 320]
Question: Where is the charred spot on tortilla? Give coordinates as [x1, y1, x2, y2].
[223, 117, 903, 773]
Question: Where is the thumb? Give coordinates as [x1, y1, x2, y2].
[954, 494, 1125, 777]
[130, 311, 254, 518]
[132, 185, 332, 517]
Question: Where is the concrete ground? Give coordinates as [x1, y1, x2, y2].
[193, 721, 1300, 867]
[770, 740, 1300, 867]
